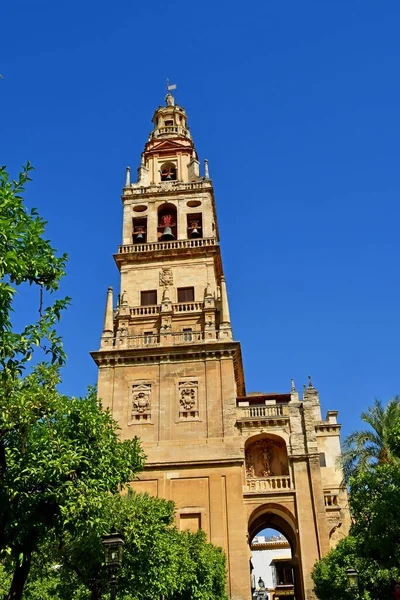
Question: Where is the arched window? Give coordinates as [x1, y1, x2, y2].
[160, 162, 177, 181]
[157, 203, 177, 240]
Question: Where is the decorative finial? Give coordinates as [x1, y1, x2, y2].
[303, 383, 307, 393]
[120, 290, 128, 306]
[308, 375, 313, 389]
[125, 166, 131, 187]
[204, 159, 210, 179]
[291, 378, 296, 392]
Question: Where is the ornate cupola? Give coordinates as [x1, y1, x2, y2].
[129, 91, 200, 187]
[149, 92, 192, 141]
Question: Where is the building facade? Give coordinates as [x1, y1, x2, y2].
[91, 92, 350, 600]
[251, 535, 294, 600]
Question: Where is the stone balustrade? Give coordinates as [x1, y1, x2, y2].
[240, 404, 289, 419]
[244, 476, 291, 493]
[124, 180, 212, 195]
[129, 302, 203, 318]
[118, 238, 216, 254]
[130, 305, 160, 316]
[172, 302, 203, 313]
[110, 330, 219, 349]
[155, 125, 188, 136]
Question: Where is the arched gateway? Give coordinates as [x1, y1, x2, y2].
[91, 92, 351, 600]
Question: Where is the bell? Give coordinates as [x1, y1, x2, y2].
[135, 231, 144, 241]
[190, 227, 200, 238]
[161, 226, 174, 240]
[166, 173, 172, 180]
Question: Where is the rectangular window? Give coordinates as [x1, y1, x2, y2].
[178, 287, 195, 303]
[275, 561, 294, 586]
[141, 290, 157, 306]
[319, 452, 326, 467]
[164, 120, 173, 126]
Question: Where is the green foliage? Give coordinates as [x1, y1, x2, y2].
[4, 492, 227, 600]
[1, 385, 145, 555]
[0, 166, 145, 599]
[341, 397, 400, 483]
[314, 396, 400, 600]
[173, 529, 228, 600]
[0, 165, 227, 600]
[349, 464, 400, 569]
[0, 163, 69, 378]
[313, 463, 400, 600]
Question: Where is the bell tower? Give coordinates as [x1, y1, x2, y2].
[91, 90, 250, 598]
[91, 91, 350, 600]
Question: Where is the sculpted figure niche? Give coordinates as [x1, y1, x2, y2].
[245, 437, 289, 479]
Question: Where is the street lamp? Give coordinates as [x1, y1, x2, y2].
[346, 567, 359, 592]
[102, 533, 124, 600]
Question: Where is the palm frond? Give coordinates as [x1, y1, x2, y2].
[342, 396, 400, 481]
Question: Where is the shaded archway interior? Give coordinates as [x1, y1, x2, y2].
[249, 511, 297, 556]
[249, 506, 304, 600]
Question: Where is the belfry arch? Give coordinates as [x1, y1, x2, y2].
[248, 504, 304, 600]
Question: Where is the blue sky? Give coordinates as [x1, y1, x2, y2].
[1, 0, 400, 439]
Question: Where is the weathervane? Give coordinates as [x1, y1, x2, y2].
[166, 79, 176, 93]
[165, 79, 177, 106]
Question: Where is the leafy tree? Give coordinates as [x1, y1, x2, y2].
[0, 166, 145, 599]
[0, 166, 227, 600]
[174, 529, 228, 600]
[341, 397, 400, 482]
[312, 463, 400, 600]
[1, 492, 228, 600]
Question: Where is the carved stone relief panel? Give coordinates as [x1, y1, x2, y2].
[129, 382, 152, 424]
[159, 267, 173, 287]
[178, 380, 199, 419]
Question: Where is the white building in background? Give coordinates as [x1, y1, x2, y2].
[251, 536, 295, 600]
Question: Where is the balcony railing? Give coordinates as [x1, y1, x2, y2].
[108, 330, 216, 349]
[118, 238, 216, 254]
[130, 305, 160, 317]
[155, 125, 189, 136]
[244, 476, 291, 493]
[172, 302, 203, 313]
[239, 405, 289, 419]
[129, 302, 203, 318]
[124, 180, 212, 195]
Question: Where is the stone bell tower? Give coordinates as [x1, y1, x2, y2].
[91, 91, 350, 600]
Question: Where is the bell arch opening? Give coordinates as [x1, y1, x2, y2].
[160, 161, 177, 181]
[157, 203, 177, 241]
[248, 505, 303, 600]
